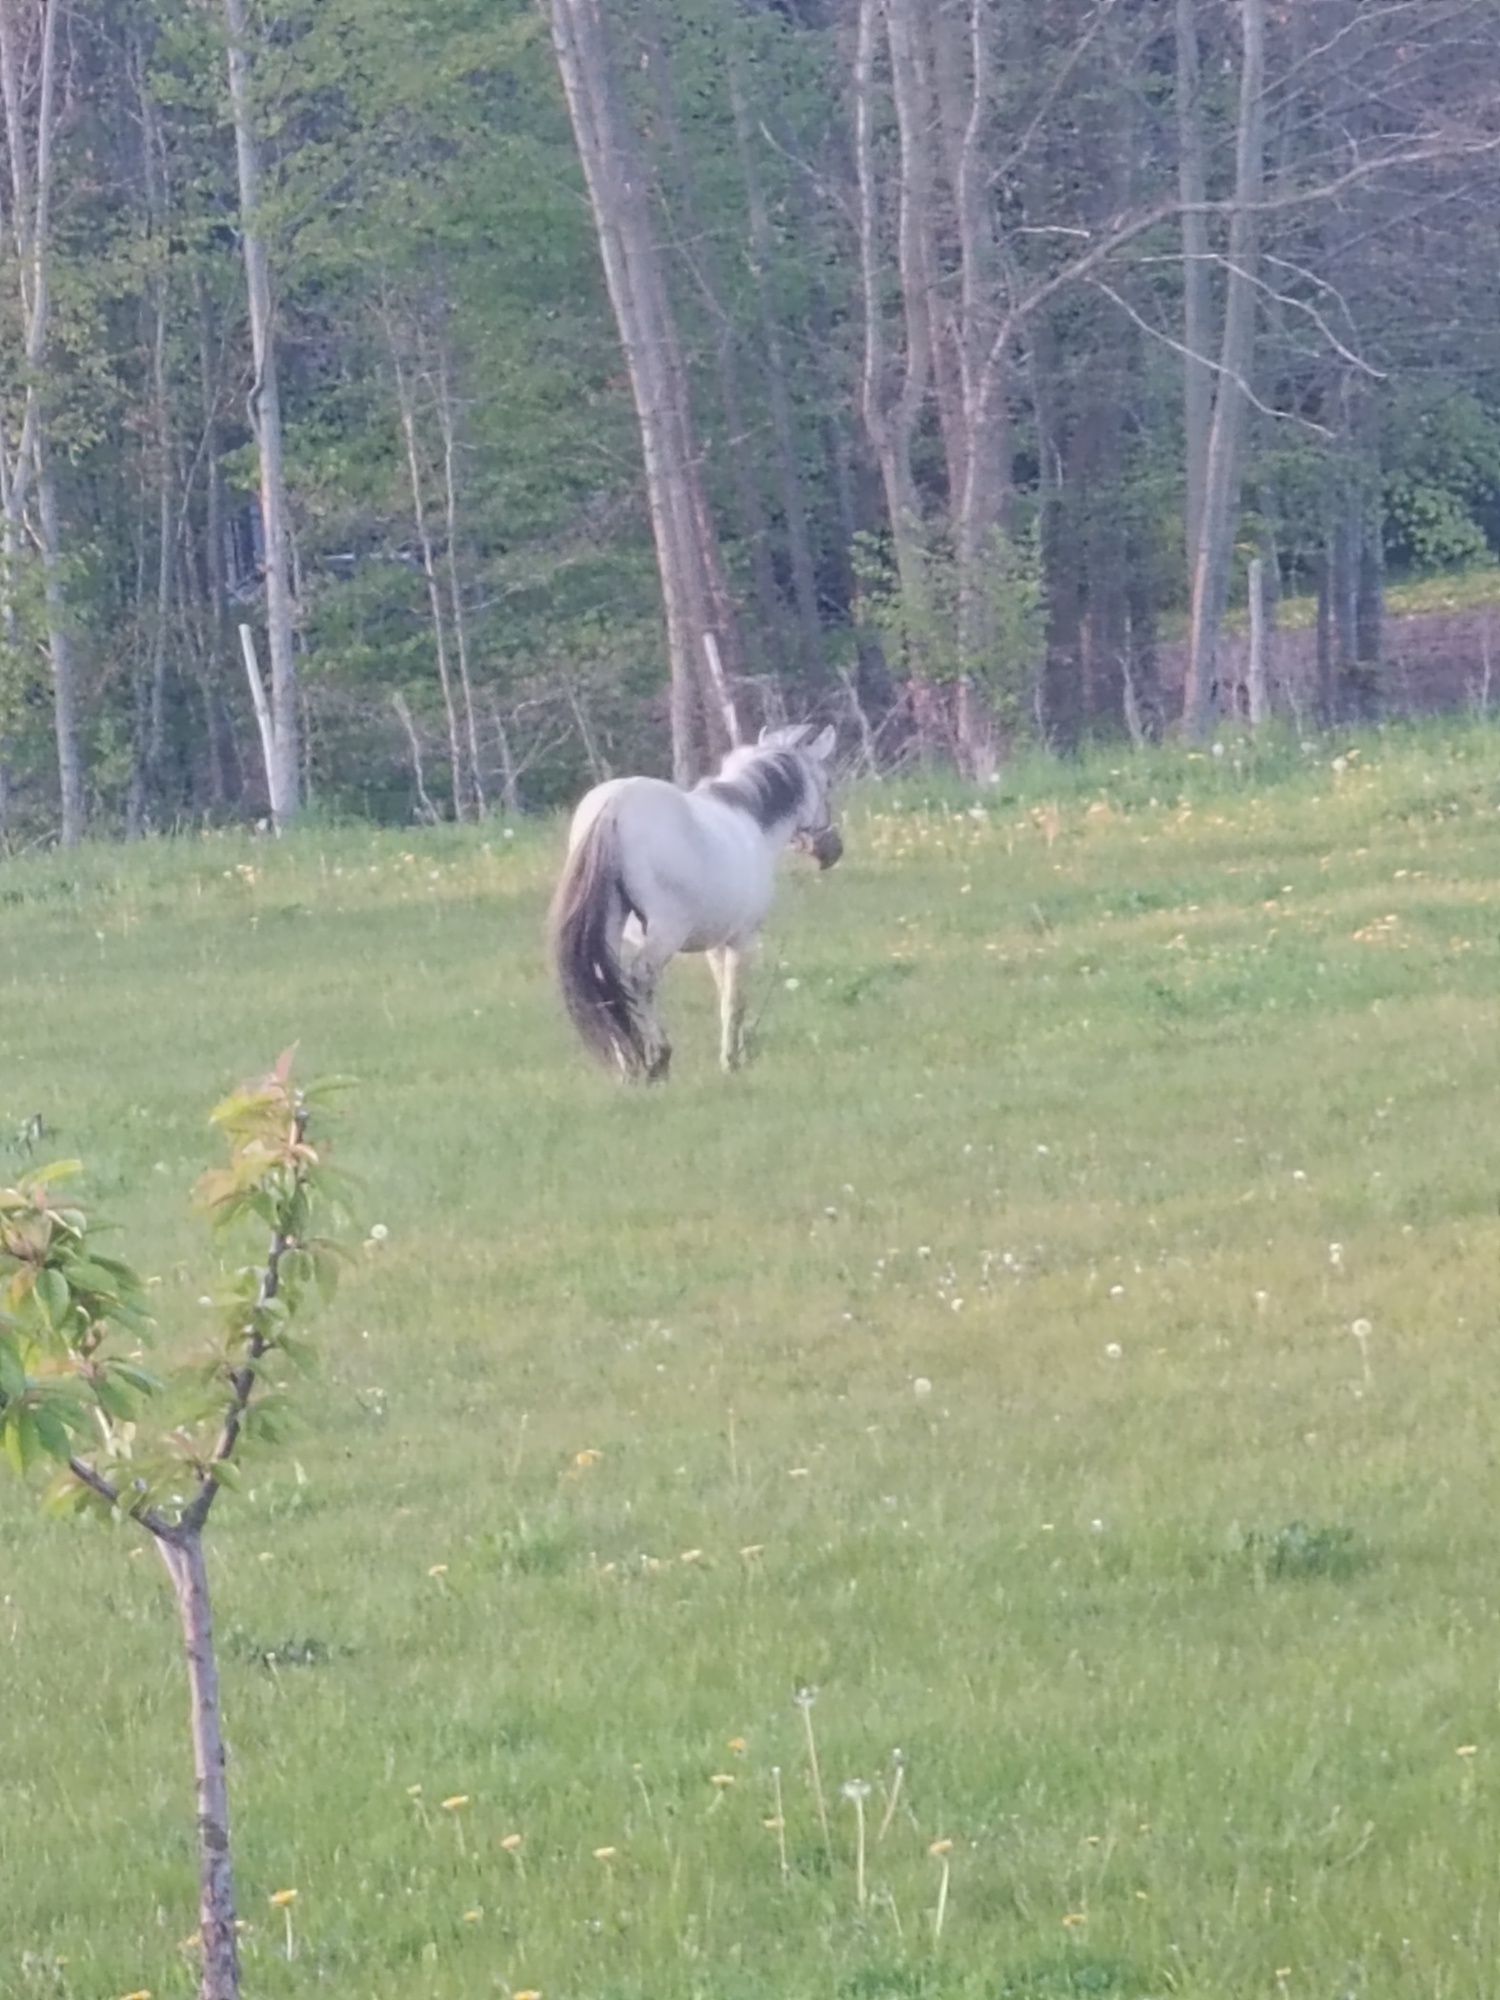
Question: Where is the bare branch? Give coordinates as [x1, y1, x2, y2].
[1088, 278, 1329, 435]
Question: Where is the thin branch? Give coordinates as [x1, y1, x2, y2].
[1220, 256, 1385, 378]
[179, 1102, 307, 1536]
[66, 1453, 176, 1540]
[1087, 279, 1331, 435]
[986, 129, 1500, 372]
[988, 0, 1123, 190]
[1135, 250, 1384, 377]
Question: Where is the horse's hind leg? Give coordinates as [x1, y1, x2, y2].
[630, 928, 682, 1083]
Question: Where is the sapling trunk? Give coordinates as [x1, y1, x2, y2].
[158, 1529, 240, 2000]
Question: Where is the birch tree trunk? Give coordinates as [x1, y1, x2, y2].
[223, 0, 299, 827]
[1182, 0, 1265, 741]
[548, 0, 744, 783]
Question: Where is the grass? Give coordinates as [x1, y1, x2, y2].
[4, 719, 1500, 1999]
[1169, 556, 1500, 638]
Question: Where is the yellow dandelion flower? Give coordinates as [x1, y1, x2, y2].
[709, 1773, 735, 1788]
[739, 1543, 765, 1559]
[727, 1736, 748, 1755]
[441, 1795, 471, 1812]
[593, 1845, 618, 1861]
[679, 1548, 705, 1564]
[1458, 1744, 1479, 1757]
[501, 1832, 524, 1852]
[463, 1909, 483, 1924]
[928, 1838, 953, 1857]
[119, 1989, 153, 1999]
[574, 1448, 603, 1467]
[268, 1889, 298, 1908]
[406, 1783, 424, 1796]
[514, 1990, 543, 2000]
[1061, 1911, 1087, 1929]
[428, 1563, 449, 1577]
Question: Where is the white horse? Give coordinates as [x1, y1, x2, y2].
[549, 724, 842, 1080]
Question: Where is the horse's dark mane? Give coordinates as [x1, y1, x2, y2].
[700, 748, 807, 830]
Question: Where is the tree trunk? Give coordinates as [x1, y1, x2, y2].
[158, 1530, 240, 2000]
[1246, 554, 1269, 725]
[854, 0, 931, 667]
[130, 232, 173, 835]
[387, 324, 466, 819]
[1182, 0, 1265, 742]
[434, 343, 487, 818]
[35, 450, 84, 843]
[223, 0, 299, 827]
[1175, 0, 1212, 576]
[195, 270, 237, 811]
[548, 0, 744, 783]
[0, 0, 85, 843]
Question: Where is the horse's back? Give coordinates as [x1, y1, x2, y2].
[574, 774, 771, 950]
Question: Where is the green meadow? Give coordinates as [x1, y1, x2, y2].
[5, 724, 1500, 2000]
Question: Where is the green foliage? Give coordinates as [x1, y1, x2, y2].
[0, 1055, 349, 1526]
[853, 523, 1045, 726]
[1383, 387, 1500, 572]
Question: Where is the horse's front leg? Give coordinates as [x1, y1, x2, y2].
[709, 939, 753, 1073]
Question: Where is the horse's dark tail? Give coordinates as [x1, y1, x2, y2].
[548, 804, 647, 1074]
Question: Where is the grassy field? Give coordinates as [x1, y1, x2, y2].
[4, 723, 1500, 2000]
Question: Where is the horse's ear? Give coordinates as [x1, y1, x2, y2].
[806, 723, 836, 762]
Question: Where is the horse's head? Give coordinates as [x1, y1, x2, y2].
[757, 723, 843, 869]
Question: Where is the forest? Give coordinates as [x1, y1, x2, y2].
[0, 0, 1497, 841]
